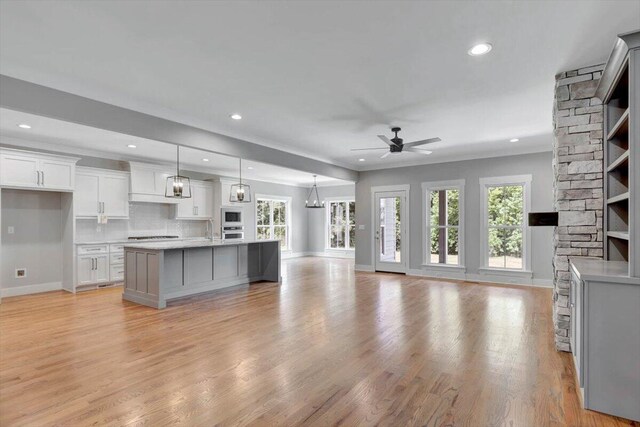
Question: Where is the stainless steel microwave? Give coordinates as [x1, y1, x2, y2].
[221, 207, 243, 227]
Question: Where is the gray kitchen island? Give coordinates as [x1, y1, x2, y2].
[122, 239, 281, 309]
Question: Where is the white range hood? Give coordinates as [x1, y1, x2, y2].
[128, 162, 179, 204]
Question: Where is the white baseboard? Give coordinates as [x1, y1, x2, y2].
[1, 281, 63, 297]
[355, 264, 375, 272]
[282, 251, 308, 259]
[407, 268, 552, 288]
[306, 251, 355, 259]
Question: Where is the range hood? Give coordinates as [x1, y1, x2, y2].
[129, 162, 179, 204]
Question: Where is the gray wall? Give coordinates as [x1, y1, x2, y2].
[306, 184, 356, 254]
[355, 152, 554, 281]
[1, 189, 63, 288]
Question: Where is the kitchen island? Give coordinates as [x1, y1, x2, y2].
[122, 239, 281, 308]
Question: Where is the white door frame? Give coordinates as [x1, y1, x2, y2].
[371, 185, 410, 273]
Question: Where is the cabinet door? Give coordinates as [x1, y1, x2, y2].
[77, 256, 95, 285]
[100, 174, 129, 218]
[39, 158, 74, 191]
[75, 173, 100, 217]
[198, 184, 214, 218]
[0, 153, 39, 188]
[94, 255, 110, 283]
[177, 194, 195, 218]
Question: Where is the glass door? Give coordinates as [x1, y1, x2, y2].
[374, 190, 406, 273]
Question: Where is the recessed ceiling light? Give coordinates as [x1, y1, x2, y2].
[510, 138, 519, 142]
[230, 113, 242, 120]
[127, 144, 137, 148]
[202, 158, 209, 162]
[247, 166, 254, 170]
[358, 158, 365, 162]
[18, 123, 31, 129]
[468, 43, 492, 56]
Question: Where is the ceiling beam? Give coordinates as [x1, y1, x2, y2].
[0, 75, 359, 182]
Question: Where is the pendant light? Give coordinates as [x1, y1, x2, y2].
[305, 175, 325, 208]
[165, 145, 192, 199]
[229, 158, 252, 203]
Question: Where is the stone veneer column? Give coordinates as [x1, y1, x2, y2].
[552, 64, 605, 351]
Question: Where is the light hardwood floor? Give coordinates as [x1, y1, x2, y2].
[1, 257, 637, 426]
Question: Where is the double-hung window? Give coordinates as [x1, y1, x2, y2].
[479, 175, 531, 271]
[422, 180, 465, 267]
[327, 199, 355, 250]
[256, 196, 291, 250]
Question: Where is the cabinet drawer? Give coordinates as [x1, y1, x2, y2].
[109, 244, 125, 253]
[110, 264, 125, 282]
[77, 244, 108, 255]
[110, 253, 125, 265]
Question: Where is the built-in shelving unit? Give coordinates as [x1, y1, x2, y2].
[596, 31, 639, 276]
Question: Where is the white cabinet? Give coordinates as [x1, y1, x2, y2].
[129, 162, 177, 204]
[75, 168, 129, 218]
[0, 148, 78, 191]
[77, 254, 109, 285]
[174, 180, 214, 219]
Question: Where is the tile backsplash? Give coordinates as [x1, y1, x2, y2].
[76, 202, 209, 242]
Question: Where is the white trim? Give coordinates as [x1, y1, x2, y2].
[371, 185, 410, 273]
[306, 251, 355, 259]
[407, 269, 552, 288]
[355, 264, 375, 272]
[479, 174, 532, 272]
[1, 281, 63, 297]
[478, 267, 533, 278]
[255, 194, 292, 251]
[324, 197, 356, 251]
[421, 179, 465, 268]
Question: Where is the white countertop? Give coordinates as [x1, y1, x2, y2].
[123, 239, 279, 250]
[75, 237, 209, 245]
[570, 258, 640, 285]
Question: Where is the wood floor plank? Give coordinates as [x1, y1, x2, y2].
[0, 258, 637, 426]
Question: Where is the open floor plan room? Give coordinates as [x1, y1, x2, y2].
[1, 1, 639, 425]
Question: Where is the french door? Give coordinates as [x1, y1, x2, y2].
[374, 189, 407, 273]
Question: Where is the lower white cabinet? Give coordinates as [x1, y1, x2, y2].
[76, 243, 125, 289]
[77, 254, 109, 285]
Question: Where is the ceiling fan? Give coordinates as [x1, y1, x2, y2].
[351, 127, 441, 159]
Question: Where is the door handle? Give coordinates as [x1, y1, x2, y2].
[101, 202, 105, 213]
[41, 171, 44, 186]
[36, 171, 40, 186]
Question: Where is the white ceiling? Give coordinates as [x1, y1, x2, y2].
[0, 1, 638, 170]
[0, 108, 350, 187]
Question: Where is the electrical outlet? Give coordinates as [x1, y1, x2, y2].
[358, 224, 365, 230]
[15, 268, 26, 278]
[7, 226, 14, 234]
[96, 226, 102, 232]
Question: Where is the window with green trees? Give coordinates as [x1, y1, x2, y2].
[328, 200, 355, 249]
[426, 187, 461, 265]
[485, 184, 525, 269]
[256, 197, 290, 250]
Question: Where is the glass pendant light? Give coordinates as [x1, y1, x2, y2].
[229, 158, 252, 203]
[165, 145, 192, 199]
[305, 175, 325, 208]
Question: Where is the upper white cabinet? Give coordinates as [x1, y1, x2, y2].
[75, 167, 130, 218]
[174, 180, 214, 219]
[129, 162, 178, 204]
[0, 148, 79, 191]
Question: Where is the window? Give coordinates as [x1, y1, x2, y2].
[256, 196, 291, 250]
[480, 175, 531, 271]
[327, 199, 355, 249]
[422, 180, 464, 267]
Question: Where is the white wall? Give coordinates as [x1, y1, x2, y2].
[1, 189, 64, 290]
[355, 152, 554, 284]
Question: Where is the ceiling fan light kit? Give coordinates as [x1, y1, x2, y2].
[351, 127, 441, 160]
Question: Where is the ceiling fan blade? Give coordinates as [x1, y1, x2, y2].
[380, 151, 392, 159]
[377, 135, 397, 146]
[350, 147, 389, 151]
[403, 137, 441, 148]
[405, 148, 433, 155]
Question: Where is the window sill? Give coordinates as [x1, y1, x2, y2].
[478, 267, 533, 278]
[421, 264, 466, 273]
[325, 248, 355, 252]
